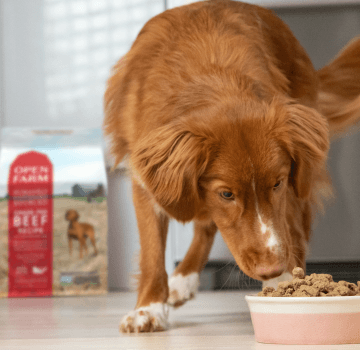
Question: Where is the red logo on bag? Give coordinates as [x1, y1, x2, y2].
[8, 151, 53, 297]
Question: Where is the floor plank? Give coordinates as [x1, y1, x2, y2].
[1, 291, 360, 349]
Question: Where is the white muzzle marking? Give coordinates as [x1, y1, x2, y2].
[252, 177, 279, 250]
[258, 214, 279, 249]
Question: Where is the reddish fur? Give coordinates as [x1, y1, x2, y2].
[104, 0, 360, 330]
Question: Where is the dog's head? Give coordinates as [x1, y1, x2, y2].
[65, 209, 79, 222]
[132, 96, 329, 281]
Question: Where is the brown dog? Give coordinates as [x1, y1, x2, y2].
[104, 0, 360, 332]
[65, 209, 98, 259]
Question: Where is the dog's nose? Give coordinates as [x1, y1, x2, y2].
[255, 263, 285, 280]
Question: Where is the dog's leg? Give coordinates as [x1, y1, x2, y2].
[68, 236, 73, 256]
[79, 238, 84, 259]
[120, 181, 169, 333]
[83, 237, 88, 256]
[89, 233, 98, 256]
[168, 221, 217, 308]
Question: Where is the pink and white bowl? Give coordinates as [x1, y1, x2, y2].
[245, 294, 360, 345]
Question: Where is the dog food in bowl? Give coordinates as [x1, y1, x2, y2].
[245, 267, 360, 344]
[258, 267, 360, 297]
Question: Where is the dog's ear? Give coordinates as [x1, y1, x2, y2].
[131, 122, 210, 222]
[283, 104, 329, 199]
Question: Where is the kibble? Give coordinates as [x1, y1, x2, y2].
[257, 267, 360, 297]
[292, 267, 305, 279]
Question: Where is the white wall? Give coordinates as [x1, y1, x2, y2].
[2, 0, 163, 128]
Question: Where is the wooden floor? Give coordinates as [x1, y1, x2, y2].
[1, 290, 360, 349]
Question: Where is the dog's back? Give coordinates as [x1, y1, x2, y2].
[80, 222, 95, 238]
[104, 0, 319, 165]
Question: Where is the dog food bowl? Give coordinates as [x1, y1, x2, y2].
[245, 294, 360, 345]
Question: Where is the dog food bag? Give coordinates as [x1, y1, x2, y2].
[0, 128, 108, 297]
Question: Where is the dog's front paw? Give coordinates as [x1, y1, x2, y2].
[120, 303, 169, 333]
[168, 272, 199, 308]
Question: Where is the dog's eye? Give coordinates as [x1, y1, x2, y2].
[273, 180, 282, 190]
[220, 191, 234, 200]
